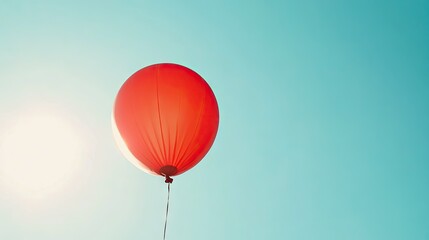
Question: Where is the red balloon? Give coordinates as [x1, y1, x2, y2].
[113, 63, 219, 178]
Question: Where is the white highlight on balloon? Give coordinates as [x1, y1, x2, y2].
[111, 114, 157, 176]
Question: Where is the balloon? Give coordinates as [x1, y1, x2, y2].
[113, 63, 219, 179]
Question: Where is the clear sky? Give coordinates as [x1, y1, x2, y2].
[0, 1, 428, 239]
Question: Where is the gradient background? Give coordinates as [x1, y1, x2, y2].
[1, 1, 429, 239]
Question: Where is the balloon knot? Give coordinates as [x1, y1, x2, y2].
[165, 176, 173, 184]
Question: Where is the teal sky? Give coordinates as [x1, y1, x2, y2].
[1, 1, 429, 239]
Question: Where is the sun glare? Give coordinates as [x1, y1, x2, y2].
[0, 111, 84, 201]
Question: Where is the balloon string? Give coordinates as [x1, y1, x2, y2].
[163, 182, 171, 240]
